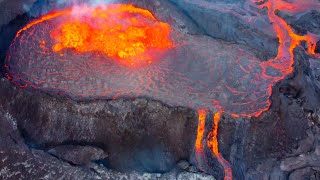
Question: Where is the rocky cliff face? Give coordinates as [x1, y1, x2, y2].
[0, 75, 219, 179]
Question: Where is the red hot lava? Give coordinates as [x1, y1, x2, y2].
[15, 4, 174, 68]
[50, 4, 173, 67]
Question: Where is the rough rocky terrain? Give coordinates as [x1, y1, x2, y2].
[0, 0, 320, 180]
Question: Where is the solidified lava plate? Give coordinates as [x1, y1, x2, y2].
[4, 2, 318, 118]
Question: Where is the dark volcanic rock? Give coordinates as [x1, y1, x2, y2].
[170, 0, 279, 60]
[0, 0, 36, 27]
[48, 145, 107, 166]
[288, 167, 320, 180]
[0, 148, 99, 180]
[217, 48, 320, 179]
[0, 74, 220, 179]
[278, 10, 320, 35]
[177, 172, 216, 180]
[316, 41, 320, 54]
[0, 77, 198, 173]
[0, 105, 98, 180]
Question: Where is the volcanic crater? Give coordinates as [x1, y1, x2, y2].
[1, 0, 320, 180]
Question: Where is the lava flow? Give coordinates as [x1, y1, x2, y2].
[196, 109, 232, 180]
[4, 1, 320, 180]
[195, 109, 207, 172]
[259, 0, 319, 76]
[194, 0, 319, 179]
[208, 111, 232, 180]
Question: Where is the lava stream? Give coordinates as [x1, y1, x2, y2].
[195, 109, 207, 171]
[208, 111, 232, 180]
[259, 0, 319, 76]
[195, 110, 206, 153]
[196, 110, 232, 180]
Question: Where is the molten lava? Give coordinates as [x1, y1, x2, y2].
[259, 0, 319, 77]
[51, 4, 173, 67]
[195, 109, 208, 171]
[207, 110, 232, 180]
[196, 109, 233, 180]
[21, 4, 174, 67]
[196, 109, 206, 153]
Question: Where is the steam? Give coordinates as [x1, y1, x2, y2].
[27, 0, 118, 17]
[81, 0, 117, 6]
[56, 0, 117, 7]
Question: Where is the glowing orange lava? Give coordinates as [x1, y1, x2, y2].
[15, 11, 71, 38]
[12, 4, 174, 68]
[207, 111, 232, 180]
[208, 111, 221, 156]
[196, 109, 206, 153]
[194, 109, 208, 172]
[50, 4, 174, 67]
[259, 0, 319, 76]
[195, 109, 233, 179]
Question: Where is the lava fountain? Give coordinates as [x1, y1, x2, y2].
[4, 1, 320, 180]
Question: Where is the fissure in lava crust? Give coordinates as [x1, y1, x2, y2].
[3, 1, 320, 180]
